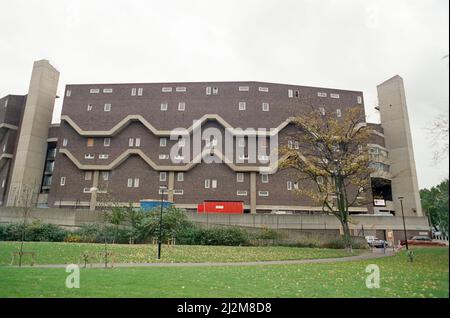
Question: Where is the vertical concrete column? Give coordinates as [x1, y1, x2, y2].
[168, 171, 174, 203]
[250, 172, 256, 214]
[377, 75, 422, 216]
[89, 171, 99, 211]
[6, 60, 59, 206]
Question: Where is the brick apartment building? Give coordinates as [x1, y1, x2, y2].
[1, 60, 423, 221]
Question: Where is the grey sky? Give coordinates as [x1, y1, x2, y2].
[0, 0, 448, 188]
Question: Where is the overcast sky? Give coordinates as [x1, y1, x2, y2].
[0, 0, 448, 188]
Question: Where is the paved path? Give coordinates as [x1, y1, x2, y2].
[25, 249, 395, 269]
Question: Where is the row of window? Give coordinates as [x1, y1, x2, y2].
[81, 102, 346, 115]
[66, 86, 363, 106]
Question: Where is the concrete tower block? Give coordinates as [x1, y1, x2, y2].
[6, 60, 59, 206]
[376, 75, 422, 217]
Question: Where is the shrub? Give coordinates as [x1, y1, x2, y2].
[73, 224, 134, 244]
[177, 226, 251, 246]
[0, 221, 68, 242]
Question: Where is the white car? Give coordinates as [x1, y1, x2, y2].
[365, 236, 388, 248]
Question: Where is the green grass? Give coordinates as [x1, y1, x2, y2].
[0, 241, 363, 265]
[0, 247, 447, 297]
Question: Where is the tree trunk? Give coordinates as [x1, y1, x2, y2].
[341, 220, 353, 253]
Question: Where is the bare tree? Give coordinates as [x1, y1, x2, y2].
[11, 183, 38, 267]
[427, 115, 449, 163]
[280, 106, 373, 252]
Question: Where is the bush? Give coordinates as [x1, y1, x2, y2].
[73, 224, 134, 244]
[177, 226, 251, 246]
[0, 221, 68, 242]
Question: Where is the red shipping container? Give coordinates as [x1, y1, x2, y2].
[197, 201, 244, 214]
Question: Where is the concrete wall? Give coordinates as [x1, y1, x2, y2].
[377, 75, 422, 216]
[6, 60, 59, 206]
[0, 207, 429, 232]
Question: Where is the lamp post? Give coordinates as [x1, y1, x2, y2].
[398, 196, 409, 251]
[157, 186, 167, 260]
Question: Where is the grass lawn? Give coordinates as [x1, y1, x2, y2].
[0, 241, 363, 265]
[0, 246, 447, 297]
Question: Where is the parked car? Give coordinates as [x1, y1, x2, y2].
[400, 236, 447, 247]
[365, 236, 388, 248]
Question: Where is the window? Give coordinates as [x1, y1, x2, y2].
[206, 86, 211, 95]
[330, 93, 340, 99]
[84, 154, 94, 159]
[258, 155, 269, 162]
[162, 87, 172, 92]
[62, 138, 68, 147]
[1, 179, 5, 188]
[176, 87, 186, 92]
[357, 96, 363, 104]
[211, 179, 217, 188]
[101, 171, 109, 181]
[287, 181, 292, 190]
[103, 88, 113, 93]
[128, 138, 134, 147]
[237, 190, 247, 196]
[60, 177, 66, 186]
[294, 141, 299, 149]
[99, 154, 109, 159]
[317, 92, 327, 97]
[104, 103, 111, 112]
[83, 188, 91, 193]
[212, 87, 219, 95]
[135, 138, 141, 147]
[66, 90, 71, 97]
[89, 88, 100, 94]
[87, 104, 93, 111]
[295, 90, 300, 98]
[259, 138, 268, 148]
[160, 138, 167, 147]
[4, 99, 8, 108]
[262, 103, 269, 111]
[238, 102, 246, 111]
[127, 178, 133, 187]
[317, 176, 324, 185]
[239, 86, 249, 91]
[159, 154, 169, 159]
[288, 140, 293, 149]
[236, 173, 244, 182]
[2, 144, 5, 153]
[103, 138, 110, 147]
[261, 174, 269, 183]
[87, 138, 94, 147]
[134, 178, 140, 188]
[288, 89, 293, 98]
[131, 88, 136, 96]
[258, 191, 269, 197]
[319, 107, 326, 116]
[204, 179, 210, 188]
[259, 87, 269, 92]
[138, 88, 143, 96]
[177, 172, 184, 182]
[173, 189, 184, 195]
[161, 103, 168, 111]
[293, 182, 299, 190]
[336, 109, 342, 117]
[178, 102, 185, 111]
[85, 171, 92, 181]
[160, 172, 167, 182]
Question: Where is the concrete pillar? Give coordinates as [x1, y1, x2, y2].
[89, 171, 99, 211]
[377, 75, 422, 216]
[250, 172, 256, 214]
[6, 60, 59, 206]
[168, 171, 174, 202]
